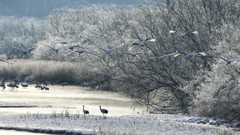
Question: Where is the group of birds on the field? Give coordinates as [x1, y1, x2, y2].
[0, 81, 49, 92]
[83, 105, 108, 116]
[2, 29, 238, 65]
[0, 80, 68, 92]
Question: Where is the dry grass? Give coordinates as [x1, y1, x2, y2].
[0, 59, 81, 83]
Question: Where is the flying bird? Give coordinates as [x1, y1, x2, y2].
[177, 30, 192, 38]
[216, 55, 240, 64]
[66, 50, 95, 56]
[11, 40, 38, 54]
[170, 30, 198, 38]
[146, 51, 179, 59]
[21, 43, 38, 52]
[131, 38, 156, 47]
[10, 44, 38, 54]
[124, 51, 152, 57]
[10, 46, 28, 54]
[61, 42, 80, 50]
[181, 50, 199, 57]
[83, 105, 89, 115]
[43, 44, 68, 53]
[99, 105, 108, 116]
[98, 44, 125, 53]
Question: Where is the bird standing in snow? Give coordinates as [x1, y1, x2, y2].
[99, 105, 108, 116]
[83, 105, 89, 115]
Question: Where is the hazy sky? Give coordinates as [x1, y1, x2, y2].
[0, 0, 146, 18]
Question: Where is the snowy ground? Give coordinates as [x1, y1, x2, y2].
[0, 86, 239, 134]
[0, 108, 239, 135]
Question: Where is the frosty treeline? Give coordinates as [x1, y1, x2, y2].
[0, 0, 240, 120]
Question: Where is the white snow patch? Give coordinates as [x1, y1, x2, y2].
[0, 110, 238, 135]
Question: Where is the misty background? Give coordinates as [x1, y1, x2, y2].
[0, 0, 145, 18]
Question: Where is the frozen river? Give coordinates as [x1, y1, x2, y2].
[0, 85, 145, 134]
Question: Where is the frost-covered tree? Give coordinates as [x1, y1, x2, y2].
[0, 16, 47, 59]
[183, 23, 240, 120]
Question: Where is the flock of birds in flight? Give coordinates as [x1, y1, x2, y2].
[0, 29, 237, 65]
[0, 29, 236, 93]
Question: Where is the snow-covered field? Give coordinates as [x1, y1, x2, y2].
[0, 86, 239, 134]
[0, 110, 238, 135]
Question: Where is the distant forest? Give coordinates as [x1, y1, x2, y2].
[0, 0, 144, 18]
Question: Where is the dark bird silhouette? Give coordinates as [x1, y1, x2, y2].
[35, 84, 42, 88]
[83, 105, 89, 114]
[0, 82, 5, 90]
[43, 44, 68, 53]
[7, 83, 19, 88]
[131, 38, 156, 47]
[40, 86, 49, 92]
[170, 30, 198, 38]
[99, 105, 108, 116]
[21, 43, 38, 52]
[124, 51, 151, 57]
[98, 44, 125, 53]
[61, 82, 68, 86]
[181, 50, 199, 57]
[44, 87, 49, 92]
[43, 81, 50, 86]
[21, 83, 28, 88]
[61, 42, 79, 50]
[66, 50, 95, 56]
[10, 44, 38, 54]
[216, 55, 240, 64]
